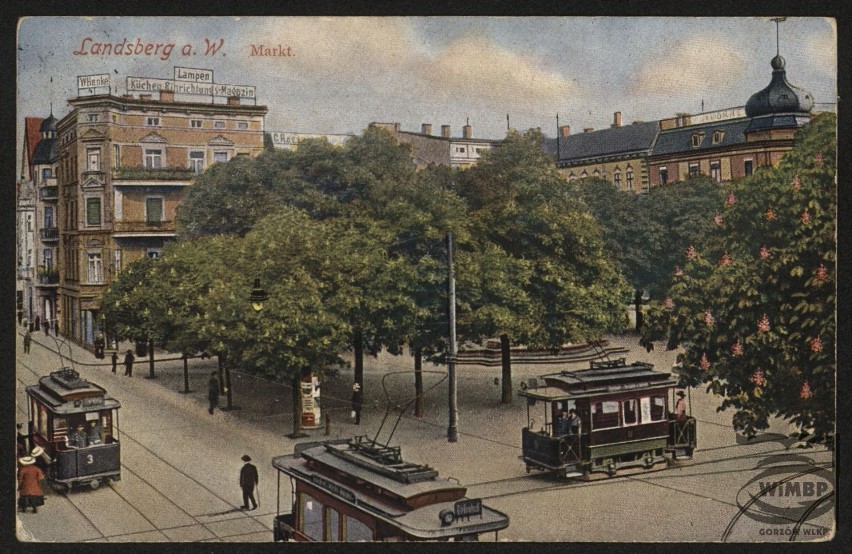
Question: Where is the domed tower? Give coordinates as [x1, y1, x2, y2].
[745, 20, 814, 137]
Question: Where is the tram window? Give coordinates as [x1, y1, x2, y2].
[54, 417, 68, 433]
[38, 406, 48, 436]
[623, 399, 638, 426]
[326, 507, 341, 541]
[345, 515, 372, 542]
[299, 492, 324, 541]
[592, 401, 621, 430]
[650, 396, 666, 421]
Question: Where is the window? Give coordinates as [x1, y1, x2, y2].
[613, 171, 621, 188]
[42, 167, 52, 180]
[712, 130, 724, 144]
[214, 120, 225, 129]
[189, 151, 205, 174]
[146, 116, 160, 126]
[114, 249, 122, 273]
[86, 197, 102, 226]
[144, 149, 163, 169]
[87, 113, 98, 123]
[744, 159, 754, 176]
[623, 399, 638, 426]
[145, 196, 164, 224]
[213, 151, 229, 164]
[592, 401, 621, 430]
[345, 515, 372, 542]
[43, 249, 53, 271]
[87, 148, 101, 171]
[237, 121, 248, 130]
[27, 214, 33, 232]
[650, 395, 666, 421]
[87, 252, 103, 284]
[691, 133, 704, 147]
[146, 248, 162, 259]
[710, 161, 721, 182]
[626, 169, 634, 190]
[299, 492, 323, 541]
[190, 119, 202, 128]
[326, 507, 341, 541]
[44, 206, 54, 228]
[113, 144, 121, 169]
[659, 167, 668, 185]
[688, 163, 700, 177]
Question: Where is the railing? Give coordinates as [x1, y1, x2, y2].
[37, 270, 59, 285]
[39, 227, 59, 241]
[113, 220, 175, 233]
[40, 185, 58, 200]
[112, 166, 196, 180]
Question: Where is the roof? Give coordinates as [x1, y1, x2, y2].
[520, 358, 677, 399]
[651, 117, 751, 158]
[746, 55, 814, 117]
[745, 113, 811, 134]
[32, 137, 58, 165]
[23, 117, 45, 180]
[26, 368, 121, 414]
[273, 439, 509, 539]
[544, 121, 660, 164]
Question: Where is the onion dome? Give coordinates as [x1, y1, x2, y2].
[746, 55, 815, 117]
[39, 114, 57, 134]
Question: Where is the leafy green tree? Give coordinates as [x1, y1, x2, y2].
[456, 129, 631, 402]
[640, 113, 836, 442]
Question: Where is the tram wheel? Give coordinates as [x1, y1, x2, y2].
[607, 463, 617, 477]
[49, 480, 70, 495]
[89, 478, 101, 490]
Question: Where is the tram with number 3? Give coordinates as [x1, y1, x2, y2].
[25, 367, 122, 493]
[272, 436, 509, 542]
[520, 358, 697, 478]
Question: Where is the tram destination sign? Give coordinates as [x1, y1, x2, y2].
[126, 76, 256, 99]
[311, 474, 357, 504]
[454, 498, 482, 519]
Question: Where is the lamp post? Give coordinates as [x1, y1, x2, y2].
[250, 278, 269, 312]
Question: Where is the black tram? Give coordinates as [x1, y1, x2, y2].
[520, 358, 697, 478]
[272, 436, 510, 542]
[25, 368, 121, 492]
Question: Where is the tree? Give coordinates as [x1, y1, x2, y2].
[640, 113, 836, 443]
[456, 129, 631, 402]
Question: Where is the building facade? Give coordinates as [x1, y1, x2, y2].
[370, 122, 497, 169]
[55, 90, 267, 346]
[16, 116, 44, 326]
[31, 115, 61, 332]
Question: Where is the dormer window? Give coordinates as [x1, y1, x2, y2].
[691, 133, 705, 148]
[712, 130, 724, 144]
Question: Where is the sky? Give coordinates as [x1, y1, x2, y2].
[16, 16, 836, 175]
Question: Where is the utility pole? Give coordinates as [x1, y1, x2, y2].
[446, 232, 459, 443]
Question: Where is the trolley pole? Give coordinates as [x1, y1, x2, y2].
[447, 232, 459, 443]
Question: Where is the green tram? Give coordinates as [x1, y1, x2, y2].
[519, 358, 696, 478]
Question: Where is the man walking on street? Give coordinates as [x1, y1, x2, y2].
[23, 329, 32, 354]
[111, 351, 118, 374]
[239, 455, 259, 510]
[124, 349, 135, 377]
[208, 372, 220, 415]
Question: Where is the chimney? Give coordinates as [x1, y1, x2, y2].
[160, 90, 175, 102]
[584, 127, 594, 133]
[394, 122, 401, 132]
[421, 123, 432, 135]
[559, 125, 571, 137]
[612, 111, 622, 128]
[227, 96, 241, 106]
[441, 125, 451, 138]
[463, 121, 472, 139]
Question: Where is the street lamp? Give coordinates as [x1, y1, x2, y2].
[250, 278, 268, 312]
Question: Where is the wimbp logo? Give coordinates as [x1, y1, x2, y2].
[736, 454, 835, 526]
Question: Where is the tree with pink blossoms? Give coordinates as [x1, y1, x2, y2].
[640, 113, 836, 443]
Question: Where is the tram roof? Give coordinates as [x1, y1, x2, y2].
[272, 442, 509, 539]
[519, 358, 677, 400]
[26, 368, 121, 413]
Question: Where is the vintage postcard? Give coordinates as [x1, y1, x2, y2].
[14, 15, 837, 544]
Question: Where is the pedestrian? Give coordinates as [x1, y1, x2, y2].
[123, 349, 134, 377]
[208, 371, 220, 415]
[31, 446, 50, 473]
[17, 456, 45, 514]
[43, 318, 49, 336]
[94, 334, 105, 359]
[351, 382, 362, 425]
[111, 351, 118, 374]
[675, 391, 687, 422]
[239, 455, 259, 510]
[34, 315, 40, 334]
[23, 329, 32, 354]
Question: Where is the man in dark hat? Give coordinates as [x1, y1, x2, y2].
[208, 372, 220, 415]
[124, 349, 135, 377]
[675, 391, 687, 422]
[239, 455, 258, 510]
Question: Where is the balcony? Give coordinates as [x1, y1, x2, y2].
[39, 227, 59, 242]
[113, 166, 196, 181]
[37, 269, 59, 285]
[113, 220, 176, 235]
[40, 185, 59, 200]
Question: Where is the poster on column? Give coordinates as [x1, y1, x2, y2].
[12, 10, 839, 546]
